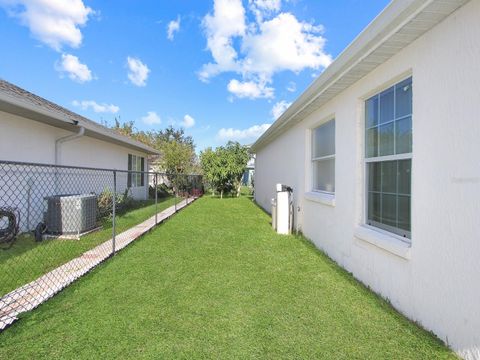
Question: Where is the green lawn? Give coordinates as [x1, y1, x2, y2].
[0, 196, 455, 359]
[0, 196, 178, 296]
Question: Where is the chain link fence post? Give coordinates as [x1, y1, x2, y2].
[174, 174, 177, 213]
[186, 175, 189, 205]
[154, 173, 158, 225]
[112, 170, 116, 255]
[0, 161, 206, 330]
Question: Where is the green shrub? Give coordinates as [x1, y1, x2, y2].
[149, 183, 171, 199]
[97, 188, 134, 220]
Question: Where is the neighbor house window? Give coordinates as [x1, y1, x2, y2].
[128, 154, 145, 187]
[365, 77, 412, 239]
[312, 119, 335, 193]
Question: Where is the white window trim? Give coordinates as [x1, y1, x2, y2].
[304, 191, 335, 207]
[354, 225, 411, 260]
[362, 76, 413, 247]
[365, 152, 411, 163]
[311, 119, 336, 195]
[129, 154, 144, 188]
[312, 154, 335, 162]
[311, 154, 336, 196]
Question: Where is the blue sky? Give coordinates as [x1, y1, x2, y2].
[0, 0, 389, 151]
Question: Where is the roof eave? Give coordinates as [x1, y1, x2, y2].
[251, 0, 469, 152]
[0, 92, 160, 156]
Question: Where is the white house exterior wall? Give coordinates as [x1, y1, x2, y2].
[254, 1, 480, 358]
[0, 110, 149, 201]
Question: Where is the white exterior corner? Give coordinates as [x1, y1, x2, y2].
[253, 0, 480, 358]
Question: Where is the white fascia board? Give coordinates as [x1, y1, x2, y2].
[0, 92, 76, 126]
[0, 92, 160, 155]
[251, 0, 460, 152]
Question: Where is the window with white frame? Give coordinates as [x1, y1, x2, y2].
[312, 119, 335, 193]
[128, 154, 145, 187]
[365, 77, 412, 239]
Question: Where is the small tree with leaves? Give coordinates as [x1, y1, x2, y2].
[224, 141, 250, 197]
[160, 140, 197, 194]
[200, 141, 249, 198]
[112, 120, 197, 193]
[200, 147, 222, 196]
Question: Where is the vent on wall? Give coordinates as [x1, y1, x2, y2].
[44, 194, 97, 235]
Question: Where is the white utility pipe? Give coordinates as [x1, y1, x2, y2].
[55, 126, 85, 165]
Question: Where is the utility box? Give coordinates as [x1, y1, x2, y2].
[274, 184, 293, 235]
[271, 198, 277, 230]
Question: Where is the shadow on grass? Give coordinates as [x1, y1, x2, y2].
[1, 194, 451, 356]
[246, 195, 448, 349]
[0, 196, 177, 298]
[0, 197, 174, 261]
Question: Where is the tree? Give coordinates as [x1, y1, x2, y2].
[224, 141, 250, 197]
[112, 118, 156, 147]
[111, 120, 196, 175]
[155, 125, 194, 149]
[155, 127, 197, 189]
[113, 118, 134, 137]
[160, 140, 195, 175]
[200, 141, 249, 198]
[200, 147, 226, 197]
[156, 140, 194, 194]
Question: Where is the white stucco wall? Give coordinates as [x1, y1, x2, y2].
[0, 110, 149, 172]
[254, 1, 480, 358]
[0, 110, 151, 230]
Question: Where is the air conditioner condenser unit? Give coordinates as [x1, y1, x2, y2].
[44, 194, 97, 235]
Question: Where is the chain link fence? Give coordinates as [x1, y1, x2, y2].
[0, 160, 202, 330]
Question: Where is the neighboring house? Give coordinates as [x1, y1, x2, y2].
[0, 80, 159, 229]
[147, 154, 168, 186]
[242, 154, 255, 187]
[252, 1, 480, 358]
[147, 154, 162, 174]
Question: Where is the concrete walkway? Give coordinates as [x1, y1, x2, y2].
[0, 197, 196, 330]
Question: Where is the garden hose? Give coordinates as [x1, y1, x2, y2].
[0, 207, 20, 249]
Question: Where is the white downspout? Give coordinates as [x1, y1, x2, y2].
[54, 126, 85, 194]
[55, 126, 85, 165]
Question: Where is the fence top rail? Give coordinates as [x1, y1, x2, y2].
[0, 159, 202, 177]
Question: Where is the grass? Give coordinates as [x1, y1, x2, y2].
[0, 196, 455, 359]
[0, 196, 178, 296]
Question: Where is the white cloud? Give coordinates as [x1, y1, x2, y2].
[199, 0, 332, 99]
[217, 123, 271, 142]
[271, 100, 291, 119]
[181, 114, 195, 128]
[227, 79, 274, 99]
[72, 100, 119, 113]
[200, 0, 332, 99]
[199, 0, 246, 81]
[250, 0, 281, 12]
[0, 0, 93, 51]
[127, 56, 150, 87]
[167, 16, 180, 40]
[55, 53, 92, 83]
[141, 111, 161, 125]
[286, 81, 296, 92]
[248, 0, 281, 22]
[242, 13, 332, 75]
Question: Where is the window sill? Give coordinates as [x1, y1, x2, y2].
[304, 191, 335, 207]
[354, 225, 411, 260]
